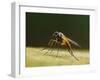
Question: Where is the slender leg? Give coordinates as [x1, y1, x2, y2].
[56, 43, 60, 57]
[41, 39, 53, 51]
[66, 42, 79, 61]
[43, 40, 57, 55]
[49, 40, 57, 55]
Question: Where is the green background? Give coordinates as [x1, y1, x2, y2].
[26, 12, 89, 49]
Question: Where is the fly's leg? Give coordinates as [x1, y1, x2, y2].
[48, 40, 57, 55]
[41, 39, 53, 51]
[43, 39, 57, 55]
[43, 39, 54, 55]
[66, 41, 79, 61]
[56, 43, 60, 57]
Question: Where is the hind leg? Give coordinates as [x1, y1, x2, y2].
[66, 42, 79, 61]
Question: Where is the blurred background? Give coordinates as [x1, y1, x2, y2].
[26, 12, 89, 49]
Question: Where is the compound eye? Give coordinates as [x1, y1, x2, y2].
[59, 32, 63, 37]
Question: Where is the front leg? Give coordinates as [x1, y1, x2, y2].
[41, 39, 57, 51]
[43, 39, 57, 55]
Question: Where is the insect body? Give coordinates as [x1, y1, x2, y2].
[43, 31, 80, 61]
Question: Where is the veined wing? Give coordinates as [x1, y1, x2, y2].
[67, 38, 80, 47]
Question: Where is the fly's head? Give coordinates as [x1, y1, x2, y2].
[52, 31, 63, 39]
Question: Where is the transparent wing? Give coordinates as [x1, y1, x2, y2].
[67, 38, 80, 47]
